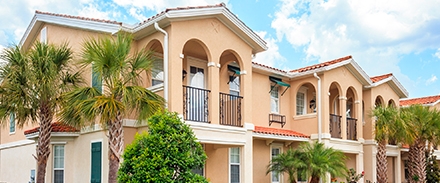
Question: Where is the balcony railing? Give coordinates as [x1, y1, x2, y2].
[183, 85, 210, 123]
[346, 117, 357, 140]
[219, 93, 243, 127]
[330, 114, 342, 138]
[269, 113, 286, 128]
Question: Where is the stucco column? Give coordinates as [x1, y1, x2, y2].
[355, 100, 363, 141]
[395, 152, 401, 183]
[242, 123, 254, 183]
[168, 45, 183, 114]
[340, 96, 347, 140]
[357, 152, 364, 183]
[207, 61, 220, 125]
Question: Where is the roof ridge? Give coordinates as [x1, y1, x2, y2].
[370, 73, 393, 83]
[252, 62, 287, 73]
[289, 55, 352, 73]
[35, 10, 122, 25]
[254, 126, 309, 138]
[400, 94, 440, 101]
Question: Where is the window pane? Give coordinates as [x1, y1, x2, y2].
[296, 92, 305, 115]
[271, 147, 281, 182]
[54, 170, 64, 183]
[54, 146, 64, 169]
[230, 147, 240, 163]
[9, 112, 15, 133]
[152, 58, 164, 86]
[231, 165, 240, 183]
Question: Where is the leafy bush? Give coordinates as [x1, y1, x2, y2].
[118, 111, 208, 183]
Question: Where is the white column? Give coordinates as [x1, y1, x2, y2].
[243, 123, 254, 183]
[357, 152, 364, 183]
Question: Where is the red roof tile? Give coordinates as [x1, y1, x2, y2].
[290, 55, 352, 73]
[370, 73, 393, 83]
[35, 10, 122, 25]
[254, 126, 309, 138]
[252, 62, 287, 73]
[24, 122, 80, 135]
[400, 95, 440, 106]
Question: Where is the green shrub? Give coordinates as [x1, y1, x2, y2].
[118, 111, 208, 183]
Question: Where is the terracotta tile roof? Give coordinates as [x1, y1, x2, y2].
[24, 122, 80, 135]
[252, 62, 287, 73]
[290, 55, 352, 73]
[138, 3, 226, 25]
[35, 10, 122, 25]
[254, 126, 309, 138]
[400, 95, 440, 106]
[370, 73, 393, 83]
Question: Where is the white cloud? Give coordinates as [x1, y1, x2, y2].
[435, 48, 440, 59]
[253, 31, 286, 67]
[426, 74, 438, 85]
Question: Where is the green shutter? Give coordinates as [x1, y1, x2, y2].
[91, 142, 102, 183]
[9, 112, 15, 133]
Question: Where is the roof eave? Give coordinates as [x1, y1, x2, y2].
[366, 76, 409, 98]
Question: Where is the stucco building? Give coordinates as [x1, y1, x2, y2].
[0, 3, 434, 183]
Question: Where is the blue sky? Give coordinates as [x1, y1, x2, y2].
[1, 0, 440, 99]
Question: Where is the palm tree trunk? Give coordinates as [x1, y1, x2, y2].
[376, 141, 388, 183]
[409, 142, 426, 183]
[36, 103, 53, 183]
[310, 176, 319, 183]
[108, 114, 124, 183]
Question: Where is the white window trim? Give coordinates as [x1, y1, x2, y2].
[270, 85, 280, 114]
[296, 86, 308, 116]
[40, 27, 47, 44]
[151, 53, 164, 86]
[53, 145, 65, 183]
[270, 143, 283, 183]
[229, 147, 241, 183]
[9, 112, 15, 134]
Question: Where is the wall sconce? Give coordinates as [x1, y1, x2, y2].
[309, 99, 316, 110]
[182, 70, 187, 80]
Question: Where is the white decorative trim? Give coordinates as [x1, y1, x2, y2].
[355, 100, 361, 104]
[186, 121, 246, 134]
[311, 133, 332, 140]
[339, 96, 347, 100]
[147, 83, 164, 93]
[179, 53, 184, 59]
[51, 142, 67, 145]
[293, 113, 317, 120]
[25, 132, 80, 139]
[0, 140, 35, 150]
[217, 63, 221, 68]
[123, 119, 138, 127]
[244, 123, 254, 131]
[363, 139, 377, 145]
[207, 62, 216, 67]
[240, 70, 247, 75]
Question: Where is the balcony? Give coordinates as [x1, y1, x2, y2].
[329, 114, 342, 138]
[269, 113, 286, 128]
[346, 117, 357, 140]
[183, 85, 210, 123]
[219, 93, 243, 127]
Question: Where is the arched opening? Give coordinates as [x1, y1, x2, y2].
[375, 96, 384, 108]
[295, 82, 317, 116]
[181, 39, 211, 123]
[144, 39, 164, 87]
[219, 50, 243, 127]
[346, 87, 358, 140]
[388, 99, 396, 107]
[329, 82, 342, 138]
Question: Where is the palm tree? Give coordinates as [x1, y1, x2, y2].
[0, 42, 79, 183]
[59, 32, 165, 183]
[371, 105, 402, 183]
[300, 142, 347, 183]
[267, 148, 304, 183]
[400, 105, 440, 183]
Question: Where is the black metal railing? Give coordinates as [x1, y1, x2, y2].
[269, 113, 286, 128]
[330, 114, 342, 138]
[219, 93, 243, 127]
[183, 85, 210, 123]
[346, 117, 357, 140]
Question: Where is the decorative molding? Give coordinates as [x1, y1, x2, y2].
[179, 53, 184, 59]
[0, 140, 35, 150]
[147, 83, 164, 93]
[339, 96, 347, 100]
[207, 62, 216, 67]
[355, 100, 361, 104]
[293, 113, 317, 120]
[266, 139, 274, 146]
[240, 70, 247, 75]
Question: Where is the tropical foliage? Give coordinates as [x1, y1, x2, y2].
[59, 32, 165, 183]
[118, 111, 207, 183]
[0, 42, 79, 183]
[267, 141, 347, 183]
[426, 149, 440, 183]
[371, 105, 401, 183]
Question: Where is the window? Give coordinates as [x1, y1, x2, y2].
[271, 145, 282, 183]
[229, 76, 240, 96]
[91, 142, 102, 183]
[270, 85, 279, 113]
[91, 63, 102, 92]
[296, 87, 307, 115]
[40, 27, 47, 44]
[53, 145, 64, 183]
[151, 57, 164, 86]
[9, 112, 15, 133]
[230, 147, 240, 183]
